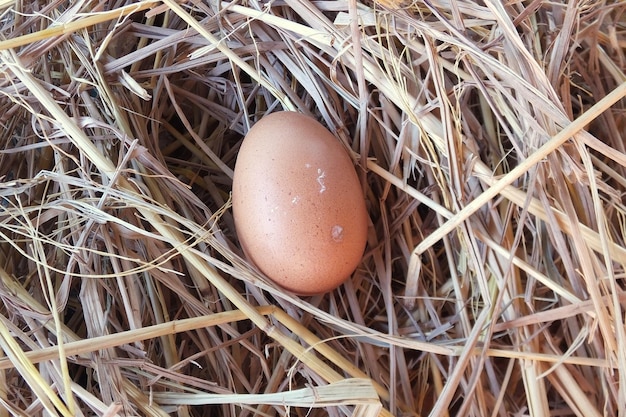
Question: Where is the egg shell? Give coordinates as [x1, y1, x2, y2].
[232, 111, 368, 295]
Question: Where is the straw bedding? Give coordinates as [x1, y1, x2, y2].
[0, 0, 624, 416]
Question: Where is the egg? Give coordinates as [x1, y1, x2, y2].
[232, 111, 368, 295]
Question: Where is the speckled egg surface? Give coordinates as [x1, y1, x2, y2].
[232, 111, 368, 295]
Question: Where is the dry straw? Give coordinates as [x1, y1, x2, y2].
[0, 0, 624, 416]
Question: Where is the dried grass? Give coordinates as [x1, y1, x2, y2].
[0, 0, 625, 416]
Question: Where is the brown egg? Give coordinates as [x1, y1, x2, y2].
[232, 111, 368, 295]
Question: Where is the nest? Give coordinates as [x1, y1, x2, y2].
[0, 1, 625, 416]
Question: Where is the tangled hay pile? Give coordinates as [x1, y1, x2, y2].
[0, 0, 625, 416]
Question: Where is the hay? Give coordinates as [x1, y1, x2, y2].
[0, 0, 624, 416]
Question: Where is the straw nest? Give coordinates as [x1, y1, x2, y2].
[0, 1, 625, 416]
